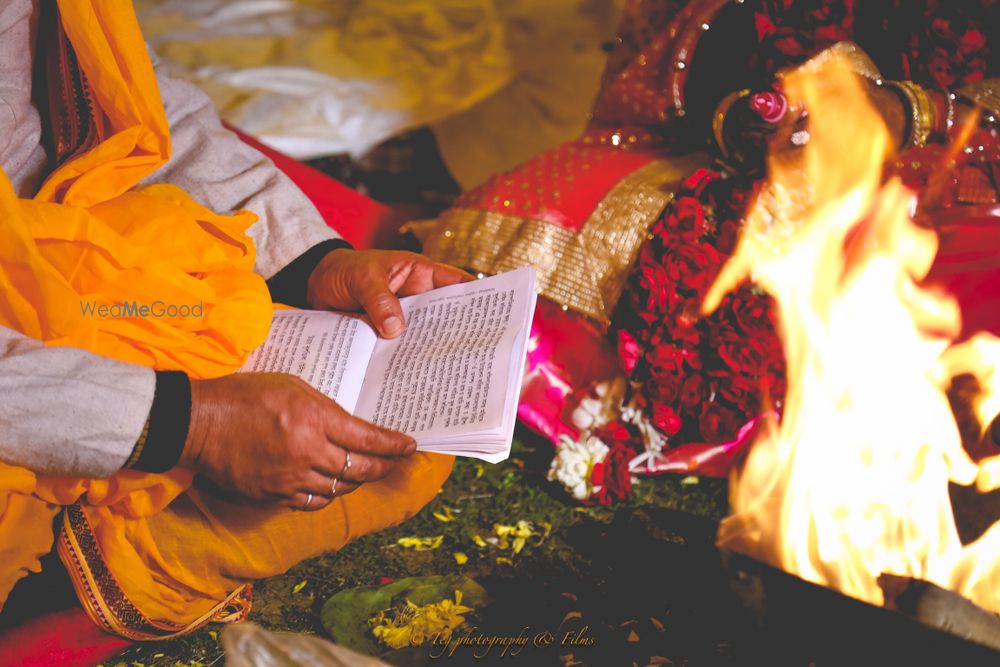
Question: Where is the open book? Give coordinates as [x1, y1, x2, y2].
[239, 266, 538, 463]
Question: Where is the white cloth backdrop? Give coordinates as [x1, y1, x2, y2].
[135, 0, 622, 189]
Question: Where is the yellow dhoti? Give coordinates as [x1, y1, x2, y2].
[0, 0, 452, 638]
[58, 453, 453, 639]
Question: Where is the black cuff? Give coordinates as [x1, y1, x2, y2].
[266, 239, 353, 309]
[129, 371, 192, 473]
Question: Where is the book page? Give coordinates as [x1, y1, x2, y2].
[238, 309, 378, 413]
[354, 267, 535, 442]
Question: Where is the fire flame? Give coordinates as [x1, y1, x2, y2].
[706, 56, 1000, 613]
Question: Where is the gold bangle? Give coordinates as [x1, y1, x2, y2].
[124, 415, 152, 469]
[712, 88, 752, 161]
[885, 81, 934, 148]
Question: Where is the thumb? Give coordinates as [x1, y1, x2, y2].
[353, 266, 406, 338]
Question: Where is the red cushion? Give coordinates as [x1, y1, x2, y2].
[225, 124, 394, 250]
[0, 609, 129, 667]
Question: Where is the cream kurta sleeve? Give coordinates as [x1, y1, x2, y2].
[0, 325, 155, 478]
[140, 47, 342, 281]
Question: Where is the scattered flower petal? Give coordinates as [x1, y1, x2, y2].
[562, 611, 583, 624]
[396, 536, 444, 551]
[493, 521, 538, 554]
[432, 507, 459, 522]
[369, 590, 473, 649]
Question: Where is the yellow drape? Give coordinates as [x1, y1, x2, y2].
[0, 0, 271, 618]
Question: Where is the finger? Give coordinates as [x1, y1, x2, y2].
[393, 260, 475, 297]
[306, 426, 353, 477]
[429, 262, 475, 286]
[318, 449, 398, 484]
[285, 466, 356, 510]
[353, 263, 406, 338]
[310, 444, 355, 479]
[286, 490, 333, 512]
[322, 407, 416, 459]
[300, 469, 342, 499]
[282, 480, 361, 510]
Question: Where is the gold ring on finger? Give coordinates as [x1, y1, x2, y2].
[341, 450, 352, 477]
[305, 493, 313, 508]
[331, 477, 339, 496]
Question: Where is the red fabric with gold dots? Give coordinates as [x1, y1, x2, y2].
[454, 144, 656, 232]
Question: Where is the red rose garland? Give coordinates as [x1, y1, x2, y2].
[549, 170, 788, 504]
[615, 169, 787, 448]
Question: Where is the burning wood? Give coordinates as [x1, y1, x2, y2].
[879, 574, 1000, 652]
[723, 549, 1000, 662]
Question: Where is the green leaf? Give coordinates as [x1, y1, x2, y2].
[510, 437, 535, 454]
[320, 575, 490, 657]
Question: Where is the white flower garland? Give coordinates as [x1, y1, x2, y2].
[548, 377, 676, 500]
[547, 435, 609, 500]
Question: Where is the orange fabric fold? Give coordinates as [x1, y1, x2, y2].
[0, 0, 271, 628]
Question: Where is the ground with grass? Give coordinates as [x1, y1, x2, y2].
[103, 430, 731, 667]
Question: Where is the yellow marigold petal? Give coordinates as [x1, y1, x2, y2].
[433, 506, 458, 522]
[396, 536, 444, 551]
[453, 552, 469, 565]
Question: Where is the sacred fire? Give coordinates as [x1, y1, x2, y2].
[710, 55, 1000, 616]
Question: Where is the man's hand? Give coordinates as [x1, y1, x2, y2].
[180, 373, 416, 510]
[306, 249, 473, 338]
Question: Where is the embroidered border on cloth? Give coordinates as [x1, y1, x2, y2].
[41, 0, 100, 169]
[417, 155, 705, 325]
[57, 504, 252, 640]
[958, 80, 1000, 117]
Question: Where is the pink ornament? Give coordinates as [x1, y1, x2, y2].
[749, 91, 789, 124]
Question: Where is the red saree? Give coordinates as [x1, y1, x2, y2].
[415, 0, 1000, 501]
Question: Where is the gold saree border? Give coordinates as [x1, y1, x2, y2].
[958, 79, 1000, 117]
[787, 41, 883, 82]
[57, 504, 252, 641]
[418, 155, 706, 326]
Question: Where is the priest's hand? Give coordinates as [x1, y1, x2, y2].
[306, 248, 472, 339]
[180, 373, 416, 510]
